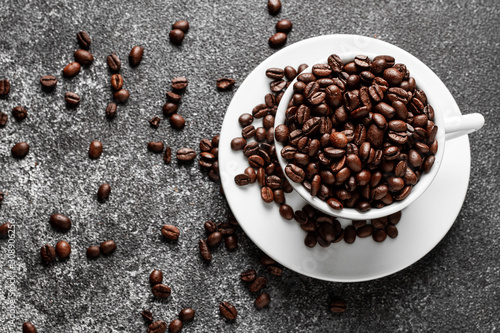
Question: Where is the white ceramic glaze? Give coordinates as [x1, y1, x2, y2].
[218, 35, 472, 282]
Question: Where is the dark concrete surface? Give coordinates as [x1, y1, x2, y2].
[0, 0, 499, 332]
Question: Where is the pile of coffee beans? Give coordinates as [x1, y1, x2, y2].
[169, 20, 190, 45]
[277, 54, 437, 212]
[163, 77, 188, 129]
[40, 240, 71, 263]
[199, 214, 240, 262]
[197, 135, 221, 183]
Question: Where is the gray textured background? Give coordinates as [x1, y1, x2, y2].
[1, 0, 499, 332]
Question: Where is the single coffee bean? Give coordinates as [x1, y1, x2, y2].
[63, 62, 81, 77]
[204, 221, 218, 234]
[261, 186, 274, 203]
[330, 298, 347, 313]
[344, 225, 356, 244]
[107, 54, 121, 72]
[276, 19, 293, 33]
[234, 173, 251, 186]
[179, 308, 195, 322]
[255, 293, 270, 309]
[279, 204, 294, 220]
[129, 45, 144, 66]
[40, 244, 56, 263]
[238, 113, 253, 127]
[267, 0, 281, 14]
[86, 245, 100, 258]
[225, 235, 238, 251]
[250, 276, 267, 293]
[162, 147, 172, 164]
[357, 224, 374, 238]
[39, 75, 57, 91]
[169, 114, 186, 129]
[219, 301, 237, 320]
[142, 310, 153, 322]
[110, 74, 124, 90]
[0, 222, 12, 238]
[89, 140, 103, 159]
[241, 269, 257, 282]
[12, 105, 27, 121]
[166, 91, 182, 103]
[23, 322, 37, 333]
[199, 239, 212, 261]
[161, 224, 180, 240]
[163, 102, 178, 116]
[106, 102, 117, 119]
[169, 319, 183, 333]
[386, 224, 398, 238]
[0, 112, 7, 126]
[172, 20, 189, 32]
[169, 29, 185, 45]
[267, 265, 283, 276]
[199, 138, 212, 152]
[216, 77, 235, 90]
[99, 240, 117, 255]
[269, 32, 287, 48]
[149, 116, 160, 128]
[231, 137, 247, 151]
[172, 77, 189, 90]
[148, 320, 167, 333]
[207, 231, 223, 247]
[76, 31, 91, 49]
[11, 142, 29, 159]
[373, 229, 387, 242]
[177, 148, 196, 162]
[49, 213, 71, 231]
[113, 89, 130, 103]
[74, 49, 94, 65]
[55, 240, 71, 259]
[65, 91, 80, 105]
[150, 269, 163, 285]
[97, 183, 111, 202]
[284, 66, 297, 80]
[0, 79, 10, 97]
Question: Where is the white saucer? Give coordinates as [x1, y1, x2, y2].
[218, 35, 470, 282]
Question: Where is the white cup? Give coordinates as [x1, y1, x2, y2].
[274, 52, 484, 220]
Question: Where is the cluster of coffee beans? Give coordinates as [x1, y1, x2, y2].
[40, 240, 71, 263]
[149, 269, 172, 299]
[169, 20, 190, 45]
[277, 54, 437, 212]
[266, 0, 293, 49]
[162, 77, 188, 129]
[199, 215, 240, 261]
[197, 135, 221, 182]
[86, 240, 117, 259]
[144, 306, 195, 333]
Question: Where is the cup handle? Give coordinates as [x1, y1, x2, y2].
[444, 113, 484, 140]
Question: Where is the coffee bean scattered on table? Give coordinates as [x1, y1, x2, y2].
[148, 141, 164, 154]
[168, 319, 183, 333]
[97, 183, 111, 202]
[106, 102, 117, 119]
[148, 320, 167, 333]
[330, 298, 347, 313]
[99, 240, 117, 255]
[169, 114, 186, 129]
[113, 89, 130, 103]
[110, 74, 124, 91]
[40, 244, 56, 263]
[74, 49, 94, 65]
[89, 140, 103, 159]
[161, 224, 180, 240]
[198, 239, 212, 261]
[240, 269, 257, 283]
[0, 79, 11, 98]
[129, 45, 144, 66]
[0, 222, 12, 238]
[219, 301, 237, 320]
[267, 0, 281, 15]
[179, 308, 195, 322]
[107, 53, 121, 72]
[171, 77, 188, 90]
[22, 322, 37, 333]
[150, 269, 163, 285]
[0, 112, 8, 126]
[40, 75, 57, 90]
[169, 29, 185, 45]
[64, 91, 80, 105]
[276, 19, 293, 33]
[12, 105, 27, 121]
[177, 148, 196, 162]
[249, 276, 267, 293]
[216, 78, 235, 90]
[269, 32, 287, 48]
[55, 240, 71, 259]
[152, 283, 171, 298]
[86, 245, 100, 259]
[76, 31, 91, 49]
[163, 147, 172, 164]
[149, 116, 160, 128]
[172, 20, 189, 32]
[63, 62, 81, 77]
[255, 293, 271, 309]
[11, 142, 30, 159]
[141, 310, 153, 323]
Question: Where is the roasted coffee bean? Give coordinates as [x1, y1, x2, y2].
[276, 19, 293, 34]
[40, 244, 56, 263]
[40, 75, 57, 90]
[274, 124, 290, 142]
[107, 54, 121, 72]
[267, 265, 283, 276]
[169, 319, 183, 333]
[241, 269, 257, 282]
[279, 204, 294, 220]
[313, 64, 333, 77]
[220, 301, 237, 320]
[207, 231, 223, 247]
[113, 89, 130, 103]
[88, 140, 103, 159]
[23, 322, 38, 333]
[97, 183, 111, 202]
[199, 239, 212, 261]
[74, 49, 94, 65]
[166, 91, 182, 103]
[169, 29, 185, 44]
[255, 293, 270, 309]
[161, 224, 180, 240]
[163, 147, 172, 164]
[169, 114, 186, 129]
[225, 235, 238, 251]
[267, 0, 281, 14]
[49, 213, 71, 231]
[100, 240, 116, 255]
[86, 245, 100, 258]
[106, 103, 117, 119]
[65, 92, 80, 105]
[55, 240, 71, 259]
[63, 62, 81, 77]
[199, 139, 212, 152]
[204, 221, 217, 235]
[234, 173, 251, 186]
[383, 66, 405, 86]
[261, 187, 274, 203]
[152, 284, 171, 298]
[372, 229, 387, 242]
[238, 113, 253, 127]
[285, 164, 305, 183]
[357, 224, 374, 237]
[343, 225, 356, 244]
[386, 224, 398, 238]
[163, 102, 178, 116]
[330, 298, 347, 313]
[11, 142, 29, 159]
[149, 116, 160, 128]
[12, 106, 27, 121]
[129, 46, 144, 66]
[148, 320, 167, 333]
[250, 276, 267, 293]
[284, 66, 297, 80]
[150, 269, 163, 285]
[110, 74, 124, 90]
[76, 31, 91, 49]
[266, 68, 285, 80]
[173, 20, 189, 32]
[269, 32, 287, 48]
[179, 308, 195, 322]
[0, 222, 12, 238]
[177, 148, 196, 162]
[172, 77, 189, 90]
[216, 77, 235, 90]
[142, 310, 154, 322]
